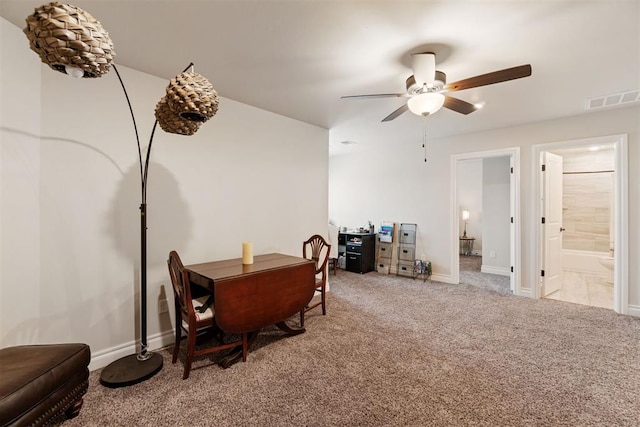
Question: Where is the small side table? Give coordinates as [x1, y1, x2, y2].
[459, 236, 475, 256]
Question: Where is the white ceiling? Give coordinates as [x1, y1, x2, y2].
[2, 0, 639, 155]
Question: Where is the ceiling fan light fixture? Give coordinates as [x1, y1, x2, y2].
[407, 92, 445, 117]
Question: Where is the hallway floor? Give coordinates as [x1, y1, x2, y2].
[459, 255, 511, 295]
[460, 256, 613, 310]
[544, 270, 613, 309]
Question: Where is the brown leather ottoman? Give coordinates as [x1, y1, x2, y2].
[0, 343, 90, 426]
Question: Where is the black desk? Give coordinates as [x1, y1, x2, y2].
[339, 232, 376, 274]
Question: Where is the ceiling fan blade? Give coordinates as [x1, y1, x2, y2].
[444, 64, 532, 93]
[411, 52, 436, 85]
[443, 96, 478, 115]
[381, 103, 409, 122]
[341, 93, 408, 100]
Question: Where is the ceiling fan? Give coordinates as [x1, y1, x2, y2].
[341, 52, 532, 122]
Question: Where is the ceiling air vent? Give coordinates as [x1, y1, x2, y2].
[587, 89, 640, 111]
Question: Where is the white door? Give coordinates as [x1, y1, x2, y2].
[542, 152, 563, 296]
[509, 156, 515, 291]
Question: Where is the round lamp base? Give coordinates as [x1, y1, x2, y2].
[99, 352, 163, 388]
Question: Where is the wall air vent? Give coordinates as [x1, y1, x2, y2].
[586, 89, 640, 111]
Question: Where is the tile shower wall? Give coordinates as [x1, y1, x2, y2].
[560, 149, 614, 252]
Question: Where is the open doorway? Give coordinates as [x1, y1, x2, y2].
[451, 148, 520, 295]
[534, 134, 628, 314]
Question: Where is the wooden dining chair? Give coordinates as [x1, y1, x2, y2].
[167, 250, 247, 379]
[300, 235, 331, 327]
[327, 223, 339, 275]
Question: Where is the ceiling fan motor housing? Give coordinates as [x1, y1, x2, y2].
[406, 71, 446, 95]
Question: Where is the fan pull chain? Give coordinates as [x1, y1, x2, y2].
[422, 119, 428, 162]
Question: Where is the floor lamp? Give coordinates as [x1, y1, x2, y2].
[22, 2, 219, 387]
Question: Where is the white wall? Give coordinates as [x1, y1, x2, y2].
[1, 16, 42, 347]
[1, 18, 329, 368]
[329, 106, 640, 315]
[481, 156, 510, 273]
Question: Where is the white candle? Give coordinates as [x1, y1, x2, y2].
[242, 241, 253, 265]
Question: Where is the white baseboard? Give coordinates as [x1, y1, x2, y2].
[626, 304, 640, 318]
[516, 287, 533, 298]
[481, 265, 510, 276]
[430, 273, 455, 284]
[89, 330, 175, 371]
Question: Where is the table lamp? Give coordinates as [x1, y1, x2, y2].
[462, 210, 470, 237]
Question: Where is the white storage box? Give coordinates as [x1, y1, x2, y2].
[377, 262, 390, 274]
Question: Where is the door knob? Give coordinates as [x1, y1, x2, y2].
[560, 227, 566, 232]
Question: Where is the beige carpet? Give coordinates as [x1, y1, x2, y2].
[460, 254, 483, 272]
[459, 255, 511, 295]
[65, 271, 640, 426]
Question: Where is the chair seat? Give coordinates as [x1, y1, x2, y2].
[191, 295, 214, 321]
[180, 296, 215, 330]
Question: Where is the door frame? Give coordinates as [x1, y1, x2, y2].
[451, 147, 520, 294]
[532, 134, 629, 314]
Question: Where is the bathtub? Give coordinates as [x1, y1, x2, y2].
[562, 249, 611, 276]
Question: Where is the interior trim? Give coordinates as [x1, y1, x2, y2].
[532, 134, 629, 314]
[450, 147, 521, 294]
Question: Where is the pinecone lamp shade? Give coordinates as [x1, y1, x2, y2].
[154, 96, 201, 136]
[166, 72, 219, 122]
[156, 71, 219, 134]
[23, 2, 115, 78]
